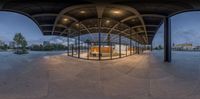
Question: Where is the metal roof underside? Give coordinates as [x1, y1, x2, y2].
[1, 0, 200, 44]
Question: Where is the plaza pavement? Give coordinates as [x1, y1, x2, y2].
[0, 51, 200, 99]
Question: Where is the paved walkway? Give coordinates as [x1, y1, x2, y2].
[0, 51, 200, 99]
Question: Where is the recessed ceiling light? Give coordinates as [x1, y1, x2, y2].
[75, 23, 80, 27]
[80, 10, 86, 14]
[112, 10, 122, 14]
[63, 18, 68, 22]
[106, 20, 110, 23]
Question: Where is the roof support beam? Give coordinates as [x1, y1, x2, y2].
[122, 25, 159, 32]
[60, 22, 95, 41]
[107, 5, 149, 43]
[141, 14, 166, 18]
[107, 15, 137, 35]
[40, 24, 69, 36]
[32, 14, 78, 22]
[43, 30, 61, 33]
[40, 24, 68, 29]
[80, 23, 91, 34]
[105, 16, 137, 41]
[81, 23, 96, 41]
[96, 5, 105, 18]
[126, 15, 164, 43]
[52, 4, 148, 43]
[111, 30, 155, 43]
[32, 13, 57, 18]
[52, 4, 168, 43]
[132, 31, 157, 35]
[107, 23, 120, 34]
[121, 16, 137, 22]
[52, 4, 93, 35]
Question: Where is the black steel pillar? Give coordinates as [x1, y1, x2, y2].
[110, 43, 112, 59]
[67, 34, 69, 56]
[164, 17, 171, 62]
[151, 44, 153, 51]
[87, 42, 89, 60]
[142, 44, 144, 53]
[126, 44, 127, 56]
[133, 43, 135, 54]
[98, 18, 101, 60]
[137, 42, 139, 54]
[72, 44, 74, 56]
[119, 34, 121, 58]
[130, 40, 132, 55]
[129, 28, 132, 55]
[78, 23, 80, 58]
[75, 39, 77, 56]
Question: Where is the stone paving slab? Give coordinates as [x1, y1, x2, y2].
[0, 51, 200, 99]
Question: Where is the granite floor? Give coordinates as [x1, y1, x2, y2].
[0, 51, 200, 99]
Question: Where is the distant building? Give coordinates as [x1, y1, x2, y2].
[43, 41, 50, 46]
[173, 43, 193, 50]
[0, 40, 5, 46]
[194, 46, 200, 50]
[9, 41, 16, 49]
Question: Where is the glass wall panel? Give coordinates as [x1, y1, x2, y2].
[68, 38, 75, 56]
[73, 38, 78, 58]
[67, 32, 138, 60]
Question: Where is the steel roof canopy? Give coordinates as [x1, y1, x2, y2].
[1, 0, 200, 44]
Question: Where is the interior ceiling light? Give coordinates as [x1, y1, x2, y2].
[63, 18, 68, 22]
[80, 10, 86, 14]
[112, 10, 122, 15]
[106, 20, 110, 23]
[76, 23, 80, 27]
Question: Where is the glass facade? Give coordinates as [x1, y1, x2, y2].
[66, 33, 143, 60]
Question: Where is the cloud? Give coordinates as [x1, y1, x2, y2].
[171, 29, 200, 45]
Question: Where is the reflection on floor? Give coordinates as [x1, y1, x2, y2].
[0, 51, 200, 99]
[72, 51, 132, 60]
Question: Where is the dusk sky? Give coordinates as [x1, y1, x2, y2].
[153, 11, 200, 46]
[0, 11, 59, 45]
[0, 11, 200, 46]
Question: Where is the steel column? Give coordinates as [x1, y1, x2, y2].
[130, 28, 132, 55]
[110, 43, 112, 59]
[87, 42, 89, 60]
[164, 17, 171, 62]
[75, 39, 77, 56]
[119, 34, 121, 58]
[98, 18, 101, 60]
[133, 43, 135, 54]
[67, 35, 69, 56]
[72, 44, 74, 56]
[126, 44, 127, 56]
[78, 23, 80, 58]
[137, 42, 139, 54]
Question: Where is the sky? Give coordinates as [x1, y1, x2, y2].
[0, 11, 200, 46]
[0, 11, 61, 45]
[153, 11, 200, 47]
[0, 12, 41, 43]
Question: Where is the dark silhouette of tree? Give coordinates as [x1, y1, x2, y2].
[13, 33, 28, 54]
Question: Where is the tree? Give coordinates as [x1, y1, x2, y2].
[158, 45, 163, 50]
[85, 39, 90, 43]
[13, 33, 28, 54]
